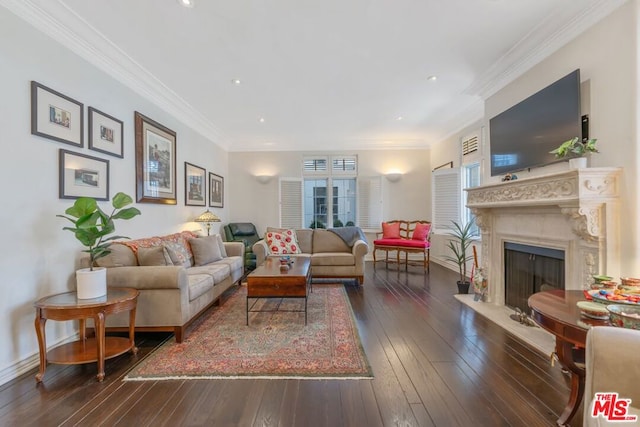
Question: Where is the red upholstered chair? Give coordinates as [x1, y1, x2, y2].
[373, 220, 431, 272]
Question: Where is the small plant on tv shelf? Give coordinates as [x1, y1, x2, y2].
[549, 137, 598, 158]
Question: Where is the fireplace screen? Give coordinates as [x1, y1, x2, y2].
[504, 243, 565, 314]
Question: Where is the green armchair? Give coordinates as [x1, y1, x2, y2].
[223, 222, 260, 270]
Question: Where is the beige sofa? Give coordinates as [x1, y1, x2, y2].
[96, 231, 244, 342]
[252, 228, 368, 284]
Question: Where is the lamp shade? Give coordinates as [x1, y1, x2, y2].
[194, 210, 221, 223]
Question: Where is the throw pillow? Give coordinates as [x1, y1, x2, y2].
[164, 242, 192, 268]
[412, 222, 431, 241]
[137, 246, 173, 266]
[382, 222, 401, 239]
[189, 235, 223, 266]
[214, 233, 227, 258]
[265, 229, 301, 255]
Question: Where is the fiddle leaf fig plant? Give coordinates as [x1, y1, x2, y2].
[550, 137, 598, 158]
[57, 192, 141, 270]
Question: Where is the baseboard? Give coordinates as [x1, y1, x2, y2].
[0, 332, 80, 387]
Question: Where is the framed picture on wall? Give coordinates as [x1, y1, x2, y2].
[185, 162, 206, 206]
[88, 107, 124, 158]
[209, 173, 224, 208]
[31, 81, 83, 147]
[59, 149, 109, 200]
[134, 111, 177, 204]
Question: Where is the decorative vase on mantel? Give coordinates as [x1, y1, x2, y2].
[569, 156, 588, 169]
[76, 267, 107, 299]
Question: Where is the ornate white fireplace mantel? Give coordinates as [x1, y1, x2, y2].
[466, 167, 621, 306]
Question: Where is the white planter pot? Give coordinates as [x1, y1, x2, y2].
[76, 267, 107, 299]
[569, 157, 588, 169]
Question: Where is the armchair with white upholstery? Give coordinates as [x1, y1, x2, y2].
[584, 326, 640, 426]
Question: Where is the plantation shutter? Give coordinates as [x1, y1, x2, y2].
[357, 176, 382, 229]
[432, 168, 461, 233]
[279, 178, 303, 229]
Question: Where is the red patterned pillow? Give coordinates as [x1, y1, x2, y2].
[382, 222, 401, 239]
[265, 229, 301, 255]
[412, 222, 431, 241]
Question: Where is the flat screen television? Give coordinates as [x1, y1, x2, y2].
[489, 69, 582, 176]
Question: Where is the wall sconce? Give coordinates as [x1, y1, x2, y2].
[194, 209, 221, 235]
[385, 173, 403, 183]
[255, 175, 273, 184]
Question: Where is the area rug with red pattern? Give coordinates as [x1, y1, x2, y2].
[125, 284, 372, 380]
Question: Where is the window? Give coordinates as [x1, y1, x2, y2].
[304, 178, 328, 228]
[463, 162, 481, 237]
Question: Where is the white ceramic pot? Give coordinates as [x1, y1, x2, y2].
[569, 157, 588, 169]
[76, 267, 107, 299]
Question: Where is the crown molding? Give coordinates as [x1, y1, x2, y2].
[465, 0, 628, 100]
[0, 0, 226, 148]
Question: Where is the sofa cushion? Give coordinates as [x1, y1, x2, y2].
[137, 246, 173, 266]
[189, 235, 223, 266]
[165, 243, 192, 268]
[187, 274, 214, 302]
[311, 253, 355, 266]
[214, 255, 244, 272]
[382, 222, 401, 239]
[295, 229, 313, 253]
[265, 230, 302, 255]
[189, 263, 231, 285]
[313, 229, 350, 253]
[412, 222, 431, 241]
[374, 238, 430, 249]
[96, 243, 138, 267]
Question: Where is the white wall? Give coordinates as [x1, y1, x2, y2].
[0, 9, 228, 384]
[227, 149, 432, 237]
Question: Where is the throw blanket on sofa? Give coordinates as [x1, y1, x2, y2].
[328, 226, 368, 248]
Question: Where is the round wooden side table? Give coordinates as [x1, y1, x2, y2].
[34, 287, 139, 382]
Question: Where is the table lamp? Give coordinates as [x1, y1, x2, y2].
[194, 209, 221, 236]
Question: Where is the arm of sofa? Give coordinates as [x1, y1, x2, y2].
[584, 326, 640, 416]
[106, 266, 188, 291]
[223, 241, 245, 258]
[352, 239, 369, 276]
[252, 239, 269, 266]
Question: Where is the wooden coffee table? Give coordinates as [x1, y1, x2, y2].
[34, 287, 139, 382]
[246, 256, 312, 325]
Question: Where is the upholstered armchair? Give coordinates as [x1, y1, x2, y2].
[584, 326, 640, 426]
[223, 223, 260, 270]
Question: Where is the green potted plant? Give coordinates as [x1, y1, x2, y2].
[444, 219, 475, 294]
[549, 137, 598, 168]
[57, 192, 141, 299]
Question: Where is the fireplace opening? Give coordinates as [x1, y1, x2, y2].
[504, 242, 565, 314]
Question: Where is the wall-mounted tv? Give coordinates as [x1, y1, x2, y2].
[489, 69, 582, 176]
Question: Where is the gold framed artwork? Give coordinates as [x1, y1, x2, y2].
[134, 112, 177, 204]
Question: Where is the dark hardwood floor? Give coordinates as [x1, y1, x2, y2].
[0, 262, 580, 426]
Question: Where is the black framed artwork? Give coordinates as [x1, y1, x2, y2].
[209, 173, 224, 208]
[31, 81, 83, 147]
[59, 149, 109, 200]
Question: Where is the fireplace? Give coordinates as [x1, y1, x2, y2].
[466, 168, 621, 307]
[504, 242, 565, 313]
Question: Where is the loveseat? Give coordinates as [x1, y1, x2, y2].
[95, 231, 244, 342]
[252, 227, 368, 284]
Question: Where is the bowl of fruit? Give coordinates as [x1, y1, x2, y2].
[606, 304, 640, 329]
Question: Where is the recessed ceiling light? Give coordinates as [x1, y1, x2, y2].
[396, 116, 403, 121]
[427, 75, 437, 81]
[178, 0, 194, 8]
[231, 79, 241, 85]
[259, 117, 265, 123]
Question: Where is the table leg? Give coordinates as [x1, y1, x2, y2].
[95, 312, 106, 382]
[79, 318, 86, 340]
[555, 339, 585, 426]
[34, 309, 46, 383]
[246, 297, 249, 326]
[305, 296, 308, 325]
[128, 305, 138, 355]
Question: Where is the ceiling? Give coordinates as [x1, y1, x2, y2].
[3, 0, 625, 151]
